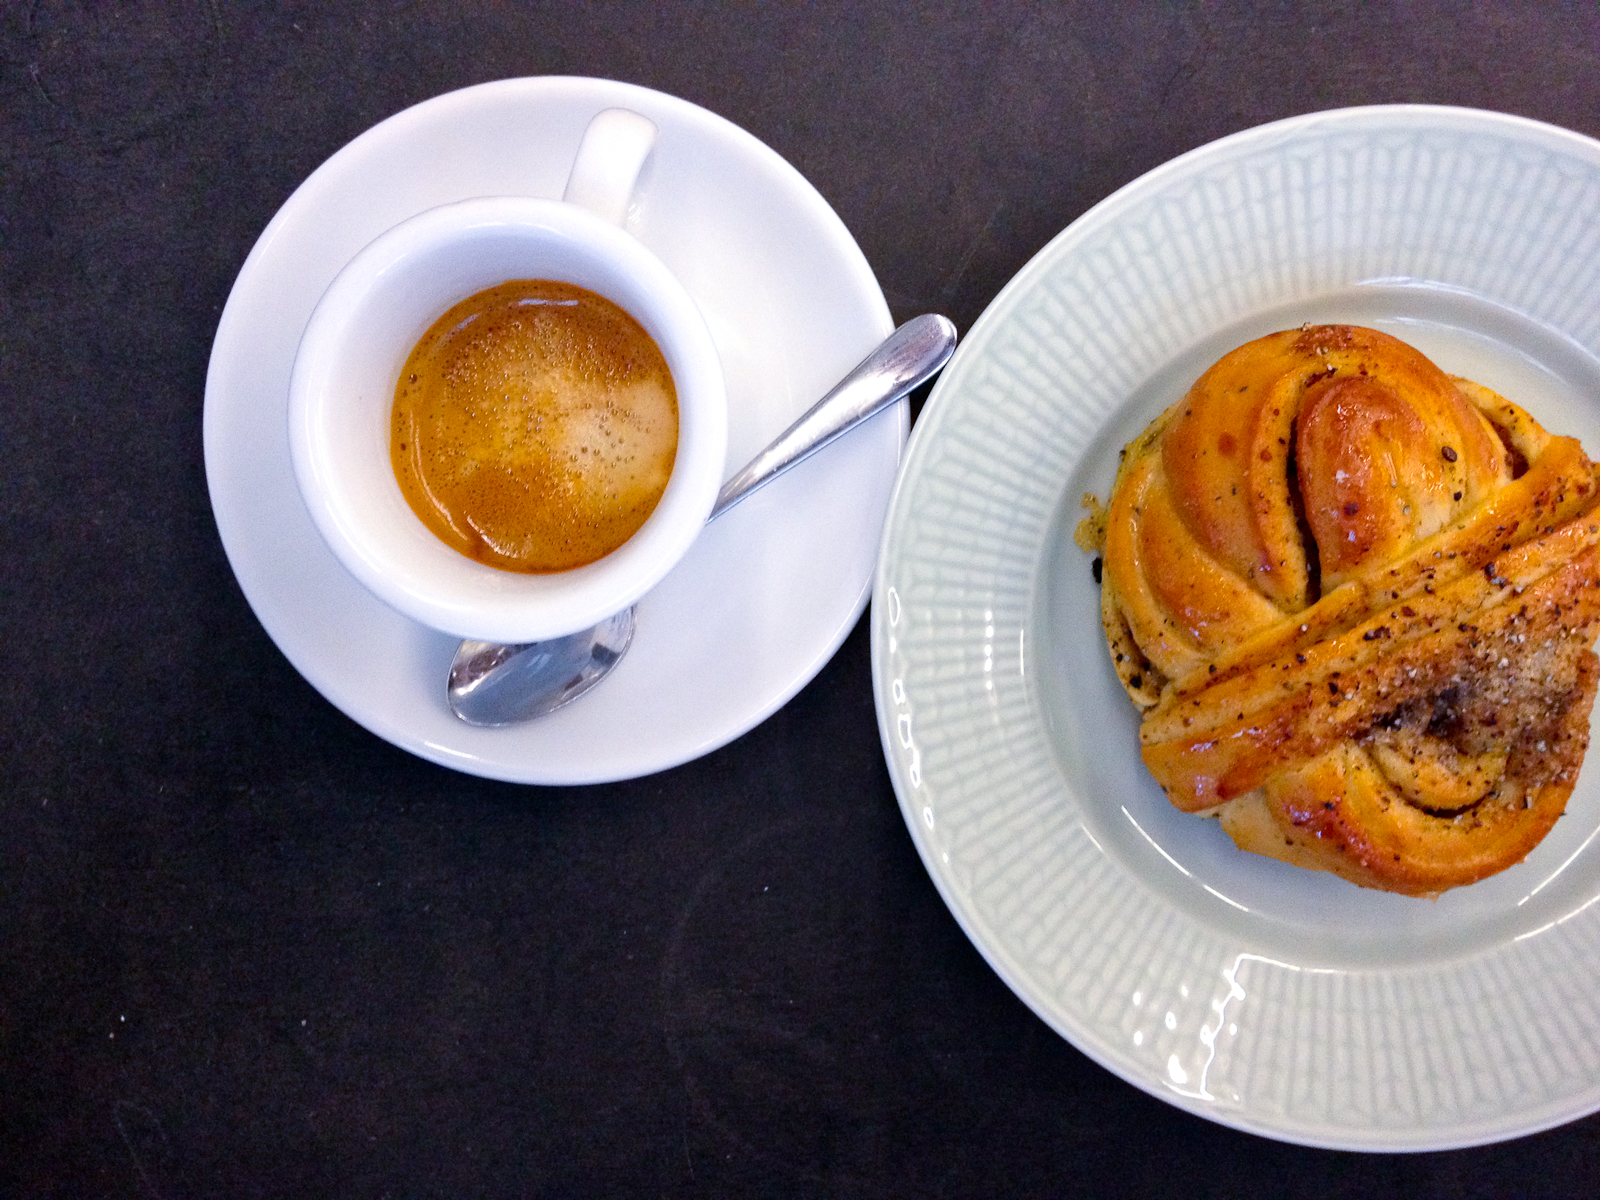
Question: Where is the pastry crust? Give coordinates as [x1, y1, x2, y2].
[1093, 325, 1600, 895]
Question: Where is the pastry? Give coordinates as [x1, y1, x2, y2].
[1085, 325, 1600, 895]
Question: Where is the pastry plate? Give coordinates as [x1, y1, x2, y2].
[872, 106, 1600, 1150]
[205, 77, 899, 784]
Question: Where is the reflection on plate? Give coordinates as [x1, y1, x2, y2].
[204, 77, 899, 784]
[873, 106, 1600, 1149]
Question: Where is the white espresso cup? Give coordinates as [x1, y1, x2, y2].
[288, 109, 727, 644]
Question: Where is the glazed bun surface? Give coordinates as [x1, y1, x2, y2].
[1094, 325, 1600, 896]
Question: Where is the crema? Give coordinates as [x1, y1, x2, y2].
[391, 279, 679, 573]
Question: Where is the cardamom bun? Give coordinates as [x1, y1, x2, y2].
[1093, 325, 1600, 896]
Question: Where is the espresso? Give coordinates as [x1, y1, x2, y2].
[391, 279, 679, 573]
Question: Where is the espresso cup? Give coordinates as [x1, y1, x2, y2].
[288, 109, 727, 644]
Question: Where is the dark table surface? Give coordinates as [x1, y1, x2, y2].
[7, 3, 1600, 1196]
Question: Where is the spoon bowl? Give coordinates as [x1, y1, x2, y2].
[447, 313, 958, 726]
[448, 609, 636, 726]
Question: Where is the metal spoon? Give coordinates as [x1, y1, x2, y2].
[447, 313, 958, 726]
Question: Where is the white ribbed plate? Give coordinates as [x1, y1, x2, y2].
[873, 107, 1600, 1150]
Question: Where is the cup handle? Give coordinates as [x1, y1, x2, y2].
[561, 108, 659, 228]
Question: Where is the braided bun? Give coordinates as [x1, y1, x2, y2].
[1092, 325, 1600, 895]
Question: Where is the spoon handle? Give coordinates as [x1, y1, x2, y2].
[709, 313, 958, 520]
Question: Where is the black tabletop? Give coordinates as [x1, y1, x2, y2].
[7, 4, 1600, 1196]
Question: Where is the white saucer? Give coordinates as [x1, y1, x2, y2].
[204, 78, 899, 784]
